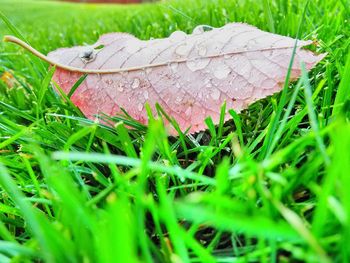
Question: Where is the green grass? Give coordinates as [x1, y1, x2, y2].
[0, 0, 349, 262]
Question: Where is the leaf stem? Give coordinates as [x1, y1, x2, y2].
[3, 34, 315, 74]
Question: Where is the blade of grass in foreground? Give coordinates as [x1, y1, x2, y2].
[0, 163, 74, 262]
[262, 0, 275, 33]
[301, 62, 330, 166]
[36, 66, 56, 119]
[0, 10, 45, 73]
[95, 194, 138, 263]
[312, 120, 350, 262]
[174, 201, 300, 241]
[0, 10, 28, 43]
[68, 74, 88, 98]
[52, 151, 216, 185]
[259, 0, 310, 159]
[0, 241, 36, 259]
[134, 115, 160, 263]
[332, 52, 350, 117]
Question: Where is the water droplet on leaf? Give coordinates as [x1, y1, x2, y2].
[105, 79, 113, 85]
[186, 58, 210, 71]
[213, 64, 231, 79]
[79, 47, 95, 63]
[175, 96, 182, 105]
[169, 62, 179, 72]
[131, 78, 140, 89]
[196, 44, 207, 56]
[193, 25, 214, 35]
[143, 90, 149, 100]
[117, 84, 124, 92]
[169, 30, 187, 42]
[210, 89, 221, 100]
[175, 43, 193, 57]
[185, 106, 192, 116]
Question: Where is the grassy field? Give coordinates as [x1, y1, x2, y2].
[0, 0, 350, 262]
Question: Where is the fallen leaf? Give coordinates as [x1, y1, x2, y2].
[4, 23, 325, 134]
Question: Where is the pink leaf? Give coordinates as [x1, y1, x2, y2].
[5, 23, 325, 135]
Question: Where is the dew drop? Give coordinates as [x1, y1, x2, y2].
[210, 89, 221, 100]
[131, 78, 140, 89]
[186, 58, 210, 72]
[143, 90, 149, 100]
[213, 64, 231, 80]
[175, 43, 193, 57]
[137, 103, 143, 111]
[206, 82, 212, 88]
[175, 96, 182, 105]
[196, 44, 207, 57]
[117, 84, 124, 92]
[105, 79, 113, 85]
[145, 67, 153, 74]
[204, 78, 212, 88]
[169, 30, 187, 42]
[120, 73, 129, 82]
[185, 106, 192, 117]
[193, 25, 214, 35]
[179, 175, 185, 183]
[169, 62, 179, 72]
[224, 54, 231, 59]
[246, 40, 257, 50]
[79, 47, 95, 63]
[193, 26, 204, 35]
